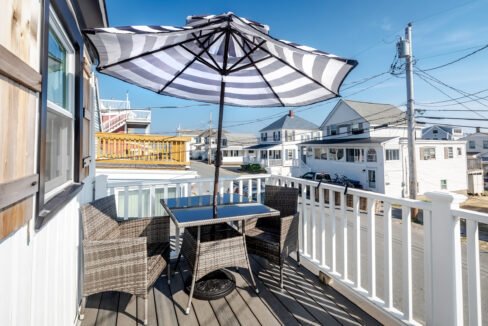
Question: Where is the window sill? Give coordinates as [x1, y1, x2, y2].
[35, 183, 84, 230]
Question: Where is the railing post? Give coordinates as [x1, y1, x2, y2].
[425, 192, 465, 326]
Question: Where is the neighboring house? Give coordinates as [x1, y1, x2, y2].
[0, 1, 107, 325]
[176, 128, 205, 159]
[244, 110, 322, 175]
[194, 129, 257, 164]
[302, 99, 467, 197]
[422, 125, 463, 140]
[461, 128, 488, 177]
[99, 96, 151, 134]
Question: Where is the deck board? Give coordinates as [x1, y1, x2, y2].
[82, 257, 379, 326]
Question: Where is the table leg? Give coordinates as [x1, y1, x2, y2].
[242, 220, 259, 294]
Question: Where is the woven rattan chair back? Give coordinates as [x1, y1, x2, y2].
[264, 185, 298, 217]
[81, 195, 120, 240]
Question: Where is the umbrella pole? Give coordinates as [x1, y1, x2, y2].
[212, 78, 226, 218]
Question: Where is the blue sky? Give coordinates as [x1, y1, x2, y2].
[98, 0, 488, 134]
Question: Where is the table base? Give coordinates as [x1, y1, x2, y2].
[185, 269, 236, 300]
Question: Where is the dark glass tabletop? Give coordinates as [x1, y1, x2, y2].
[164, 194, 247, 209]
[161, 195, 278, 227]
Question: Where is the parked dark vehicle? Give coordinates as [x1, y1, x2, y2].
[300, 172, 332, 182]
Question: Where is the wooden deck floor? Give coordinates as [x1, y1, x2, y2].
[81, 256, 380, 326]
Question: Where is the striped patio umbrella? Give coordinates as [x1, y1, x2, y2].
[85, 12, 358, 217]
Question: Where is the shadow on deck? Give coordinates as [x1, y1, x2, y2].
[81, 256, 379, 325]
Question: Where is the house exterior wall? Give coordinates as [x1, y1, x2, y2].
[462, 132, 488, 153]
[422, 125, 463, 140]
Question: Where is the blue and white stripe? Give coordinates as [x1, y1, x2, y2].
[85, 12, 357, 107]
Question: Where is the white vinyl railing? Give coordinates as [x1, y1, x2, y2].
[104, 173, 487, 326]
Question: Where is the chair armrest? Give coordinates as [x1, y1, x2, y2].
[82, 238, 148, 296]
[119, 216, 170, 244]
[279, 213, 299, 250]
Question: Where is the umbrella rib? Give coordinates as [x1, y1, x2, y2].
[227, 55, 272, 74]
[98, 28, 222, 71]
[234, 29, 339, 97]
[191, 32, 222, 71]
[158, 32, 226, 94]
[230, 32, 284, 106]
[227, 38, 266, 72]
[180, 44, 221, 73]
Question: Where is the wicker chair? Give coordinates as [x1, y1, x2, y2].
[245, 185, 300, 288]
[80, 195, 170, 325]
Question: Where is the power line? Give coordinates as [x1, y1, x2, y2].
[418, 43, 488, 72]
[417, 108, 488, 112]
[416, 116, 488, 121]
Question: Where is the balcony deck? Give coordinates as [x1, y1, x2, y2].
[81, 256, 378, 326]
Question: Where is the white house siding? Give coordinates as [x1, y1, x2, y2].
[0, 181, 94, 326]
[413, 141, 468, 194]
[305, 143, 386, 193]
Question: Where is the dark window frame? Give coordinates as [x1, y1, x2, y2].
[36, 0, 85, 230]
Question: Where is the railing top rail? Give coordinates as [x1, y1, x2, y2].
[106, 173, 271, 188]
[96, 132, 190, 142]
[271, 175, 432, 211]
[451, 207, 488, 224]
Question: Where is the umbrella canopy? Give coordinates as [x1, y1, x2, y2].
[84, 12, 357, 217]
[85, 12, 357, 107]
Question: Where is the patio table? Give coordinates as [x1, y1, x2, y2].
[161, 194, 279, 314]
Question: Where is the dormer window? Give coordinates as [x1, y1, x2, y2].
[433, 129, 438, 134]
[261, 132, 267, 141]
[331, 125, 337, 135]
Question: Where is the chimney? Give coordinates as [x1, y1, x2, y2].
[289, 110, 294, 118]
[476, 127, 481, 133]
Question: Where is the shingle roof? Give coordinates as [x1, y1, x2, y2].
[301, 137, 397, 145]
[225, 133, 257, 146]
[341, 100, 405, 125]
[260, 113, 319, 132]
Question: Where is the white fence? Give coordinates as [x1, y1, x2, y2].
[105, 174, 487, 326]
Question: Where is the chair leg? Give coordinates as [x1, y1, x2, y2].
[144, 296, 148, 325]
[296, 240, 301, 266]
[79, 296, 87, 320]
[186, 226, 201, 315]
[172, 251, 182, 276]
[242, 238, 259, 294]
[280, 264, 284, 289]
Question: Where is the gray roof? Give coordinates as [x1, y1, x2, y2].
[341, 100, 405, 125]
[301, 137, 397, 145]
[422, 125, 454, 135]
[260, 113, 319, 132]
[225, 133, 257, 146]
[245, 143, 278, 150]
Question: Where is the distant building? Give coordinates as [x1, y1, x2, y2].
[176, 128, 205, 159]
[461, 128, 488, 177]
[302, 99, 467, 197]
[193, 129, 257, 164]
[99, 95, 151, 134]
[422, 125, 463, 140]
[243, 110, 322, 176]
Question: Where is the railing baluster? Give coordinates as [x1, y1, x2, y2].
[319, 186, 326, 268]
[353, 195, 361, 289]
[247, 179, 252, 202]
[467, 219, 482, 326]
[197, 182, 202, 197]
[402, 206, 413, 322]
[423, 209, 433, 325]
[256, 178, 262, 203]
[329, 190, 336, 274]
[340, 191, 347, 280]
[123, 186, 129, 220]
[310, 183, 316, 262]
[149, 185, 156, 217]
[383, 202, 393, 309]
[301, 182, 308, 257]
[238, 180, 243, 202]
[367, 198, 376, 298]
[228, 180, 234, 203]
[137, 185, 143, 218]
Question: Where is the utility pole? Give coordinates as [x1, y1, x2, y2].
[398, 22, 418, 201]
[207, 112, 212, 165]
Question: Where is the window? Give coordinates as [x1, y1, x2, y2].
[261, 150, 268, 159]
[444, 147, 453, 159]
[337, 148, 344, 160]
[45, 10, 75, 198]
[286, 149, 295, 160]
[367, 149, 377, 162]
[469, 140, 475, 149]
[385, 149, 400, 161]
[314, 148, 321, 159]
[285, 130, 295, 142]
[277, 131, 281, 141]
[320, 148, 327, 160]
[352, 123, 364, 135]
[329, 148, 337, 160]
[368, 170, 376, 188]
[457, 147, 462, 155]
[261, 133, 267, 141]
[440, 179, 447, 190]
[222, 139, 227, 146]
[420, 147, 436, 160]
[346, 148, 361, 162]
[433, 129, 438, 134]
[330, 125, 337, 135]
[483, 140, 488, 149]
